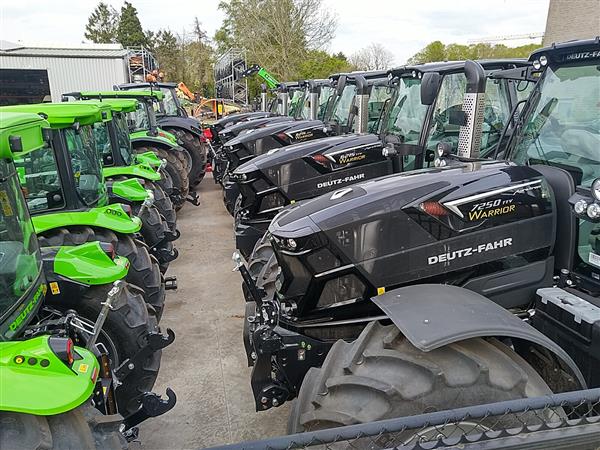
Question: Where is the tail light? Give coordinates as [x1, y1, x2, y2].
[49, 337, 75, 366]
[99, 242, 117, 260]
[158, 131, 168, 138]
[276, 132, 291, 144]
[420, 201, 449, 216]
[203, 128, 213, 140]
[311, 154, 332, 168]
[121, 204, 133, 217]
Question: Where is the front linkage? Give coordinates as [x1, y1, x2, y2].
[234, 253, 329, 410]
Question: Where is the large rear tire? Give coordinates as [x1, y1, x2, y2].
[289, 322, 553, 441]
[142, 180, 177, 233]
[167, 128, 207, 187]
[0, 402, 127, 450]
[38, 227, 166, 320]
[131, 203, 176, 273]
[46, 284, 161, 416]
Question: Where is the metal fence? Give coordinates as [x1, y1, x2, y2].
[209, 388, 600, 450]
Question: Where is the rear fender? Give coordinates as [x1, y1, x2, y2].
[0, 336, 98, 415]
[130, 132, 178, 151]
[158, 117, 203, 137]
[42, 242, 129, 286]
[32, 204, 142, 234]
[103, 164, 161, 182]
[372, 284, 586, 391]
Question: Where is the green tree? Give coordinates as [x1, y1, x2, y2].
[116, 1, 147, 47]
[409, 41, 541, 64]
[298, 50, 354, 79]
[84, 2, 119, 43]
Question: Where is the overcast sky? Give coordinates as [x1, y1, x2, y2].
[0, 0, 549, 64]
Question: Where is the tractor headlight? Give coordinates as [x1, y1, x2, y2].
[591, 178, 600, 202]
[587, 203, 600, 219]
[539, 55, 548, 66]
[574, 199, 588, 215]
[532, 60, 542, 70]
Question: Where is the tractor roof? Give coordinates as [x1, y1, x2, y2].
[0, 102, 109, 127]
[0, 111, 49, 159]
[76, 98, 138, 113]
[67, 90, 164, 101]
[529, 37, 600, 63]
[389, 59, 529, 78]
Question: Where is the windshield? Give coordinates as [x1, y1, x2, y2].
[0, 159, 42, 321]
[365, 84, 392, 133]
[15, 140, 65, 213]
[64, 125, 105, 207]
[127, 102, 150, 131]
[112, 113, 134, 165]
[330, 84, 357, 125]
[384, 77, 427, 145]
[426, 73, 512, 156]
[92, 122, 113, 166]
[289, 90, 306, 118]
[160, 88, 180, 116]
[510, 62, 600, 279]
[318, 86, 334, 120]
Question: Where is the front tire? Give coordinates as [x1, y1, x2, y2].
[289, 322, 553, 439]
[0, 402, 127, 450]
[46, 284, 162, 416]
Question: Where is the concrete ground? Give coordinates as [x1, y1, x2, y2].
[139, 174, 288, 449]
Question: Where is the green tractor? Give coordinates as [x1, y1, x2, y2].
[75, 98, 180, 272]
[64, 90, 199, 210]
[0, 111, 175, 448]
[88, 97, 178, 235]
[0, 102, 169, 319]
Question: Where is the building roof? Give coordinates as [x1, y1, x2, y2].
[0, 42, 128, 58]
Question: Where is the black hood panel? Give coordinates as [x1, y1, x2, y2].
[219, 116, 295, 139]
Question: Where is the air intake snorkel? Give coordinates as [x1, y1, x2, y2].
[457, 60, 487, 159]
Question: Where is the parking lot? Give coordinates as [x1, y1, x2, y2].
[138, 175, 288, 449]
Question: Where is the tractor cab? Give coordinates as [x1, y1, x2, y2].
[0, 112, 45, 340]
[118, 82, 186, 119]
[0, 103, 110, 214]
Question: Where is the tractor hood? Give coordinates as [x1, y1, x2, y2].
[219, 115, 295, 141]
[270, 160, 556, 292]
[225, 119, 326, 149]
[236, 133, 380, 173]
[214, 112, 274, 131]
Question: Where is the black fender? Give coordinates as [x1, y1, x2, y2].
[157, 116, 203, 138]
[372, 284, 586, 390]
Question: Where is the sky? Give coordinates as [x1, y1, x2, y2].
[0, 0, 550, 64]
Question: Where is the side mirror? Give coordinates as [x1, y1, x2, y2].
[420, 72, 441, 106]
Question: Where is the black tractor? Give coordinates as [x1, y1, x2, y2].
[118, 82, 209, 188]
[221, 71, 389, 213]
[234, 59, 531, 283]
[238, 38, 600, 429]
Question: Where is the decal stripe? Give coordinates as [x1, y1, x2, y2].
[443, 180, 542, 218]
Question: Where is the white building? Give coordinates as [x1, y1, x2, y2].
[0, 42, 155, 104]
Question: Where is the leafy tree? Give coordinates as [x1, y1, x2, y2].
[84, 2, 119, 43]
[298, 50, 354, 79]
[409, 41, 541, 64]
[116, 1, 147, 47]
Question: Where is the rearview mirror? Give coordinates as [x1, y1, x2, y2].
[420, 72, 441, 106]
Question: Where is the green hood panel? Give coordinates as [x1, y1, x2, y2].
[110, 178, 149, 202]
[130, 131, 176, 149]
[0, 336, 98, 415]
[53, 242, 129, 285]
[103, 164, 161, 182]
[32, 204, 142, 234]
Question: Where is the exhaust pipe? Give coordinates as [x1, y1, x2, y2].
[354, 75, 369, 134]
[457, 60, 487, 159]
[278, 84, 290, 116]
[308, 80, 319, 120]
[260, 84, 268, 112]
